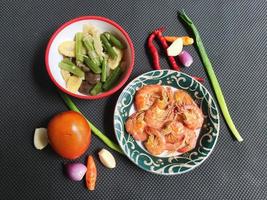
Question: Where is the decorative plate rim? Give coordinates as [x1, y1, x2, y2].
[113, 69, 220, 175]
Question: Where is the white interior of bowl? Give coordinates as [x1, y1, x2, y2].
[48, 19, 132, 96]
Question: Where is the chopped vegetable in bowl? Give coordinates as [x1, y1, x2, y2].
[58, 24, 125, 96]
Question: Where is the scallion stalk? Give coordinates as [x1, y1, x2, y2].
[179, 10, 243, 142]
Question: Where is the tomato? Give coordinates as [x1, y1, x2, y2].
[47, 111, 91, 160]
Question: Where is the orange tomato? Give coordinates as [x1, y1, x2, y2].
[47, 111, 91, 160]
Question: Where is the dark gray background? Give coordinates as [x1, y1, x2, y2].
[0, 0, 266, 199]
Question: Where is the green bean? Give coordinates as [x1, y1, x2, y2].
[100, 34, 117, 59]
[104, 32, 124, 49]
[59, 91, 123, 154]
[101, 58, 107, 82]
[75, 32, 84, 64]
[90, 82, 103, 95]
[84, 57, 102, 74]
[102, 66, 122, 91]
[59, 60, 84, 78]
[179, 10, 243, 142]
[83, 35, 101, 67]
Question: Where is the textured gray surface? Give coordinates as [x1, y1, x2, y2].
[0, 0, 267, 199]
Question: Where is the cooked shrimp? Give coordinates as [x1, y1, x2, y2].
[162, 121, 186, 151]
[177, 128, 197, 153]
[135, 85, 163, 111]
[162, 121, 184, 138]
[165, 136, 186, 151]
[125, 112, 148, 141]
[179, 104, 204, 130]
[174, 89, 194, 106]
[144, 127, 166, 156]
[126, 84, 203, 155]
[144, 101, 174, 129]
[163, 87, 175, 106]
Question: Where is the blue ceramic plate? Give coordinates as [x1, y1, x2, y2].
[114, 70, 220, 175]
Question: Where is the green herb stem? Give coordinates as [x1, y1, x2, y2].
[59, 91, 124, 154]
[179, 10, 243, 142]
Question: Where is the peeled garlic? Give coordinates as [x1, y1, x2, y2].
[167, 37, 183, 56]
[98, 149, 116, 169]
[34, 128, 48, 150]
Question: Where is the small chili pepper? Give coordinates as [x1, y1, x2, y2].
[147, 31, 160, 70]
[192, 76, 204, 83]
[155, 27, 181, 71]
[147, 28, 204, 83]
[164, 36, 194, 45]
[86, 155, 97, 191]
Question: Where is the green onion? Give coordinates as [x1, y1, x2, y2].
[59, 91, 124, 154]
[179, 10, 243, 142]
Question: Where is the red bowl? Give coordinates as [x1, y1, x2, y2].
[45, 16, 135, 99]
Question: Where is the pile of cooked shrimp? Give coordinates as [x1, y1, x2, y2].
[125, 84, 204, 156]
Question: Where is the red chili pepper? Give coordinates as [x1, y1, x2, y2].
[147, 31, 160, 70]
[155, 27, 181, 71]
[192, 76, 205, 83]
[86, 155, 97, 191]
[147, 28, 204, 83]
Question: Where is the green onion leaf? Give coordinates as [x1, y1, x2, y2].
[179, 10, 243, 142]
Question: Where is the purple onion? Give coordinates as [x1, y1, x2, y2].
[65, 163, 87, 181]
[179, 50, 193, 67]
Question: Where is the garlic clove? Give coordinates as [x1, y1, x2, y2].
[34, 128, 48, 150]
[98, 149, 116, 169]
